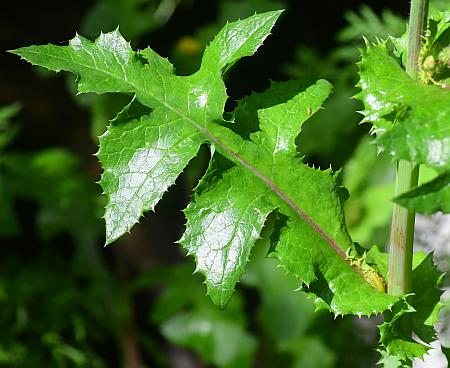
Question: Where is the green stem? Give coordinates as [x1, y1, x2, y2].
[405, 0, 428, 79]
[388, 161, 419, 295]
[387, 0, 428, 295]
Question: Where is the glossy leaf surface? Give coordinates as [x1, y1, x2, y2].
[357, 30, 450, 223]
[357, 41, 450, 171]
[12, 11, 283, 244]
[13, 12, 399, 313]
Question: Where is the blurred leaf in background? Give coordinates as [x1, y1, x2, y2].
[285, 6, 405, 169]
[343, 137, 395, 248]
[81, 0, 192, 40]
[132, 264, 257, 368]
[0, 103, 22, 236]
[0, 104, 120, 367]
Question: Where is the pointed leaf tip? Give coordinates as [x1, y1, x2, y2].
[201, 10, 284, 73]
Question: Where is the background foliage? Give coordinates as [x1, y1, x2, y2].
[1, 0, 449, 367]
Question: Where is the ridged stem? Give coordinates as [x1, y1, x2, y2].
[387, 0, 428, 296]
[388, 161, 419, 295]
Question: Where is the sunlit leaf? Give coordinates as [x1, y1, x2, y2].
[12, 11, 402, 314]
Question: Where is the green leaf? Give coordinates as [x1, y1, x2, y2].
[442, 345, 450, 366]
[357, 14, 450, 220]
[411, 255, 445, 340]
[377, 252, 445, 366]
[378, 350, 408, 368]
[12, 11, 399, 313]
[391, 8, 450, 85]
[201, 10, 284, 73]
[11, 11, 283, 245]
[356, 41, 450, 170]
[181, 161, 275, 307]
[98, 99, 204, 242]
[426, 8, 450, 48]
[395, 171, 450, 214]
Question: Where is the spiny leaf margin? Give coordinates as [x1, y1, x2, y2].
[12, 12, 401, 314]
[356, 39, 450, 170]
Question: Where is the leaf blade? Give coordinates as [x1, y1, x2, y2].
[201, 10, 283, 72]
[395, 171, 450, 214]
[181, 165, 274, 308]
[99, 103, 204, 243]
[356, 41, 450, 170]
[13, 12, 401, 313]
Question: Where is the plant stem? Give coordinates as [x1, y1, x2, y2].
[405, 0, 428, 79]
[387, 0, 428, 296]
[388, 161, 419, 295]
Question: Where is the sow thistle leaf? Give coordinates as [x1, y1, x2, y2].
[357, 41, 450, 171]
[12, 11, 283, 243]
[355, 15, 448, 365]
[12, 11, 399, 313]
[357, 33, 450, 216]
[376, 252, 445, 367]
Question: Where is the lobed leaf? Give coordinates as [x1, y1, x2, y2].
[13, 11, 400, 313]
[99, 101, 204, 242]
[12, 11, 283, 244]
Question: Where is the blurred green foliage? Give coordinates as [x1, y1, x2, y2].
[0, 104, 114, 366]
